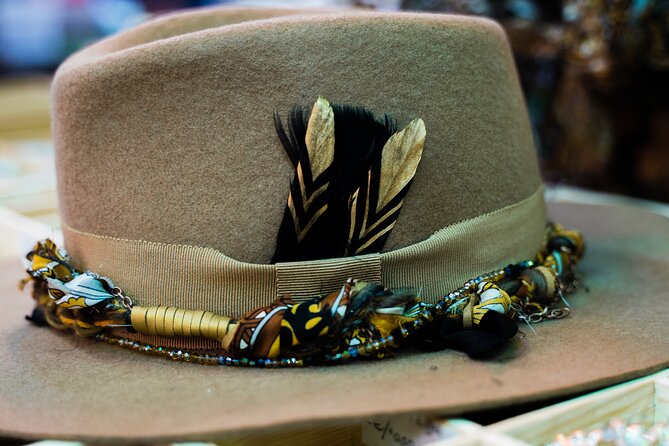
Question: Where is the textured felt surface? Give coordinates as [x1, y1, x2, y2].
[1, 202, 668, 442]
[52, 7, 540, 263]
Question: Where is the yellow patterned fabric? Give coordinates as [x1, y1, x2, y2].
[229, 280, 423, 359]
[472, 282, 514, 325]
[22, 240, 129, 336]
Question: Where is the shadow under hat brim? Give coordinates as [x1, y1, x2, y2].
[0, 201, 667, 443]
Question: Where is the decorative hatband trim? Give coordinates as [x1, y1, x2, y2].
[20, 223, 584, 367]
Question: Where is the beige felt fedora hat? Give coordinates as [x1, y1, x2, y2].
[1, 5, 669, 443]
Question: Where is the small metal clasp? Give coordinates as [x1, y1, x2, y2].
[527, 306, 570, 323]
[112, 286, 133, 310]
[527, 309, 547, 323]
[547, 307, 570, 319]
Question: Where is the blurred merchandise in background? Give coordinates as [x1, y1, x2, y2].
[0, 0, 668, 207]
[404, 0, 669, 202]
[1, 0, 145, 73]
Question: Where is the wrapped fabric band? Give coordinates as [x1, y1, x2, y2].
[130, 306, 235, 345]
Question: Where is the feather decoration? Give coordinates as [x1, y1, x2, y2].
[23, 239, 131, 336]
[272, 97, 399, 262]
[347, 118, 426, 255]
[272, 97, 336, 262]
[273, 106, 307, 168]
[228, 279, 422, 359]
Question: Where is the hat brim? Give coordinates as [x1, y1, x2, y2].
[0, 201, 667, 443]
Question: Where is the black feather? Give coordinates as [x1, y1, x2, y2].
[272, 101, 397, 263]
[329, 104, 396, 199]
[274, 107, 307, 167]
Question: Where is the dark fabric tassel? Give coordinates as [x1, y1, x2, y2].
[26, 306, 48, 327]
[421, 312, 518, 358]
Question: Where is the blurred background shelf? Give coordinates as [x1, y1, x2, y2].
[0, 78, 51, 140]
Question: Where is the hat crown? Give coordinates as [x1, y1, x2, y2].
[53, 8, 540, 265]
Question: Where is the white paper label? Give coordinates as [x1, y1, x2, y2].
[362, 415, 458, 446]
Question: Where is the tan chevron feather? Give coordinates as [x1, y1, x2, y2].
[288, 96, 335, 241]
[348, 118, 426, 255]
[377, 118, 426, 210]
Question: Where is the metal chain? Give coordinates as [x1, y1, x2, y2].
[527, 306, 570, 323]
[111, 287, 133, 310]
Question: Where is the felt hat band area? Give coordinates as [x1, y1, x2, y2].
[61, 185, 546, 350]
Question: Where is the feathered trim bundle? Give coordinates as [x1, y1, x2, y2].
[21, 240, 129, 336]
[228, 278, 423, 359]
[272, 97, 426, 262]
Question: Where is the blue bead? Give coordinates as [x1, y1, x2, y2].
[232, 359, 240, 366]
[348, 347, 358, 358]
[257, 359, 265, 367]
[218, 356, 225, 365]
[225, 357, 233, 366]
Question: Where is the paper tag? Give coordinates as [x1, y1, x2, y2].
[361, 415, 456, 446]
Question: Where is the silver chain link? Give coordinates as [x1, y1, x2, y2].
[527, 306, 570, 323]
[111, 287, 133, 310]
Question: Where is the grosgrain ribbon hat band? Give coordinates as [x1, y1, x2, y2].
[63, 184, 546, 322]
